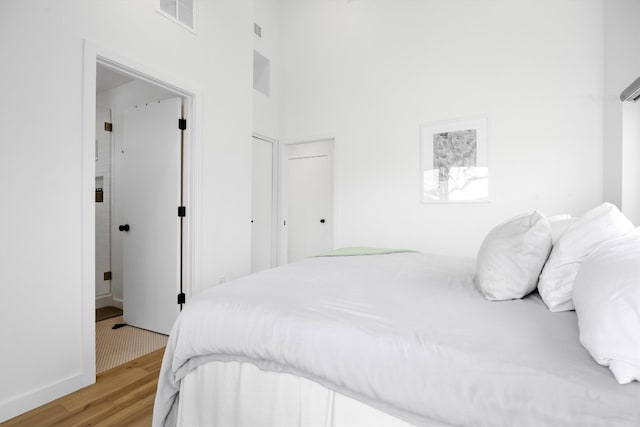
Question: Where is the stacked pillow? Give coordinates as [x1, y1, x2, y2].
[475, 210, 552, 301]
[475, 202, 639, 384]
[537, 202, 634, 312]
[572, 230, 640, 384]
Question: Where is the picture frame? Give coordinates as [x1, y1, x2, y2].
[420, 117, 489, 203]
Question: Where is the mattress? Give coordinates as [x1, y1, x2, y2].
[153, 252, 640, 427]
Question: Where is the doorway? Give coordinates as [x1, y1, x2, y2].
[93, 60, 192, 371]
[282, 140, 335, 263]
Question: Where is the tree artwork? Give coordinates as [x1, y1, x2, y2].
[433, 129, 477, 179]
[421, 117, 488, 203]
[432, 129, 478, 200]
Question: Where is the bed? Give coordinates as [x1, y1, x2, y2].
[152, 249, 640, 427]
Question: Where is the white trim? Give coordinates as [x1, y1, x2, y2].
[281, 134, 337, 146]
[81, 37, 99, 389]
[252, 132, 278, 144]
[95, 56, 194, 102]
[271, 141, 280, 268]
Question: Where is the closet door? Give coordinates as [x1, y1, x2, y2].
[286, 140, 334, 263]
[251, 137, 274, 273]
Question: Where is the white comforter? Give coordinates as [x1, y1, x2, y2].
[153, 252, 640, 427]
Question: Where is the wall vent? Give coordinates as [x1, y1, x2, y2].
[254, 23, 262, 38]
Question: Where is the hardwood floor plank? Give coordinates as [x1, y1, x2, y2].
[59, 368, 149, 412]
[53, 399, 115, 427]
[92, 392, 156, 427]
[1, 404, 69, 427]
[1, 349, 165, 427]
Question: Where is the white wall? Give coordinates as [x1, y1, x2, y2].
[0, 0, 253, 421]
[279, 0, 604, 257]
[603, 0, 640, 221]
[253, 0, 281, 138]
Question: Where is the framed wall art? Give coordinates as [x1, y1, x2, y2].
[420, 117, 489, 203]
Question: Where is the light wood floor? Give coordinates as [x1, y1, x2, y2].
[2, 348, 165, 427]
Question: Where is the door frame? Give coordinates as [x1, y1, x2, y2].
[251, 133, 280, 270]
[278, 137, 337, 265]
[81, 40, 197, 383]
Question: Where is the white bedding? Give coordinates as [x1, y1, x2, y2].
[153, 252, 640, 427]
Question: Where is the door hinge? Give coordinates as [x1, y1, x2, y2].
[178, 206, 186, 217]
[104, 122, 113, 132]
[177, 293, 186, 305]
[178, 118, 187, 130]
[103, 271, 112, 281]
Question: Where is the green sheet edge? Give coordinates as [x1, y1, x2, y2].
[313, 247, 418, 257]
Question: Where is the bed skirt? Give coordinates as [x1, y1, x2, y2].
[176, 360, 422, 427]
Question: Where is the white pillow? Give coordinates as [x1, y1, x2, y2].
[573, 230, 640, 384]
[537, 202, 634, 312]
[475, 211, 552, 301]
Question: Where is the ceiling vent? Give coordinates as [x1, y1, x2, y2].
[158, 0, 194, 30]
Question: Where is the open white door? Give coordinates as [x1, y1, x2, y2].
[121, 97, 181, 335]
[251, 137, 274, 273]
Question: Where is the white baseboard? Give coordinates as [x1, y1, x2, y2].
[95, 295, 122, 310]
[0, 371, 94, 423]
[95, 294, 114, 309]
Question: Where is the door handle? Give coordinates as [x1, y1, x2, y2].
[320, 219, 326, 224]
[119, 224, 130, 232]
